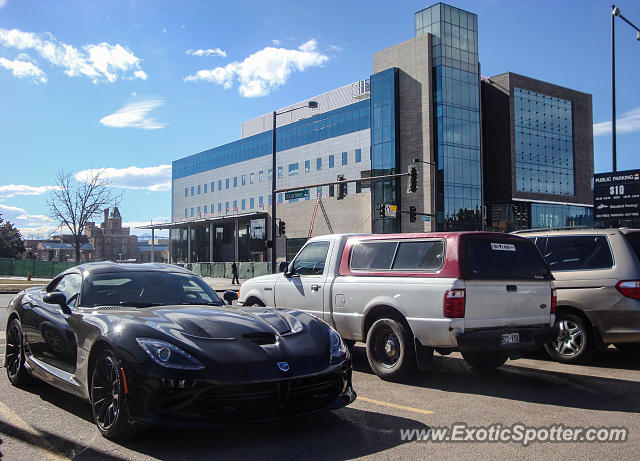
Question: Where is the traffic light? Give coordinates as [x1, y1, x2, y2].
[409, 205, 417, 222]
[408, 166, 417, 193]
[278, 220, 286, 235]
[337, 175, 346, 200]
[378, 203, 385, 219]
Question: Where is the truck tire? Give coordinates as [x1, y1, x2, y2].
[366, 318, 415, 381]
[243, 298, 265, 307]
[461, 350, 508, 371]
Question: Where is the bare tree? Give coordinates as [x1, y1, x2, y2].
[48, 169, 122, 264]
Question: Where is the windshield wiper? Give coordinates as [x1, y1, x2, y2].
[118, 301, 165, 308]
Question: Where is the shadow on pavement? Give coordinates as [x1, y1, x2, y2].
[351, 345, 640, 414]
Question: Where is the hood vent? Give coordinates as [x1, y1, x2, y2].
[242, 332, 277, 345]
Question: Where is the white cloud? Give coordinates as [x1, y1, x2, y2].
[0, 203, 59, 239]
[0, 27, 147, 83]
[0, 184, 58, 200]
[329, 44, 343, 52]
[184, 39, 329, 97]
[272, 39, 282, 46]
[594, 107, 640, 136]
[100, 99, 165, 130]
[186, 48, 226, 57]
[0, 0, 7, 9]
[75, 165, 171, 192]
[0, 57, 47, 82]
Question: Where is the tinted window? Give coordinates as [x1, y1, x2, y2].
[393, 241, 445, 270]
[54, 273, 82, 307]
[464, 238, 552, 280]
[82, 272, 223, 307]
[624, 232, 640, 263]
[543, 236, 613, 271]
[292, 242, 329, 276]
[350, 242, 397, 270]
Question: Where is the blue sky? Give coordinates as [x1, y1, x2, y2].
[1, 0, 639, 238]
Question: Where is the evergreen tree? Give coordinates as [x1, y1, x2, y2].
[0, 214, 26, 258]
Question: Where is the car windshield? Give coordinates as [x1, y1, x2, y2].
[82, 271, 224, 308]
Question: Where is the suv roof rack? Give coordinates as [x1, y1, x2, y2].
[511, 226, 597, 235]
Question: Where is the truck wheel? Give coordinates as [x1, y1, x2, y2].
[544, 312, 595, 364]
[461, 350, 508, 371]
[243, 298, 265, 307]
[366, 318, 415, 381]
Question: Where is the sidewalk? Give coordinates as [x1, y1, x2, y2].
[202, 277, 245, 292]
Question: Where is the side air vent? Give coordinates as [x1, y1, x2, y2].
[242, 332, 277, 345]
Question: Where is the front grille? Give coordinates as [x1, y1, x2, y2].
[148, 373, 344, 421]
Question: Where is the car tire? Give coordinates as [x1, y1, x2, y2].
[461, 350, 508, 371]
[544, 312, 595, 364]
[5, 318, 35, 387]
[90, 349, 132, 440]
[366, 318, 415, 382]
[614, 343, 640, 355]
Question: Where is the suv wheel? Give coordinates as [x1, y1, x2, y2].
[461, 350, 508, 371]
[544, 313, 595, 364]
[366, 318, 415, 381]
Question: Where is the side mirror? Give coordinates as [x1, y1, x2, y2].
[44, 292, 72, 315]
[278, 261, 289, 273]
[223, 290, 239, 305]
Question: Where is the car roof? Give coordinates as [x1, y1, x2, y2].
[62, 262, 192, 276]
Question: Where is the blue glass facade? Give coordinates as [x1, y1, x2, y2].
[416, 3, 482, 230]
[173, 100, 370, 180]
[370, 67, 400, 233]
[514, 88, 574, 195]
[531, 203, 593, 229]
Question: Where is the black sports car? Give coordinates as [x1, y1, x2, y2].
[4, 263, 355, 439]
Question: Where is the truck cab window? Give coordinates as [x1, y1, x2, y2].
[292, 242, 329, 276]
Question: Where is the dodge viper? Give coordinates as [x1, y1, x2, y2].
[4, 262, 355, 439]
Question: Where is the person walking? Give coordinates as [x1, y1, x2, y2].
[231, 260, 240, 285]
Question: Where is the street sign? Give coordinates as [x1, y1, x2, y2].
[593, 169, 640, 221]
[385, 204, 397, 218]
[421, 215, 431, 222]
[285, 189, 309, 201]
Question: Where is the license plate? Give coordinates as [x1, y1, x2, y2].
[501, 333, 520, 345]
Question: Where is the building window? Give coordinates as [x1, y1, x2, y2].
[250, 172, 255, 184]
[204, 183, 208, 193]
[191, 186, 194, 196]
[329, 155, 335, 168]
[211, 181, 214, 192]
[242, 199, 246, 210]
[225, 178, 229, 189]
[225, 202, 229, 213]
[233, 200, 237, 211]
[317, 186, 322, 198]
[197, 206, 201, 215]
[278, 166, 283, 178]
[278, 193, 283, 203]
[184, 188, 188, 197]
[250, 198, 254, 209]
[184, 209, 188, 218]
[355, 148, 362, 163]
[211, 203, 215, 214]
[259, 196, 264, 208]
[288, 163, 299, 176]
[197, 185, 201, 195]
[329, 185, 335, 197]
[259, 170, 264, 182]
[218, 180, 222, 191]
[233, 176, 238, 188]
[218, 203, 222, 213]
[241, 175, 246, 186]
[191, 208, 194, 217]
[342, 152, 348, 165]
[356, 180, 362, 193]
[305, 160, 311, 173]
[317, 157, 322, 170]
[268, 169, 272, 180]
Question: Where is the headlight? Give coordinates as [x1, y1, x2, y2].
[136, 337, 205, 370]
[329, 328, 347, 360]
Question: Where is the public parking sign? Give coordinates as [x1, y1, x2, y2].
[593, 169, 640, 221]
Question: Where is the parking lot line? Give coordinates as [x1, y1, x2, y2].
[357, 396, 434, 415]
[0, 399, 70, 461]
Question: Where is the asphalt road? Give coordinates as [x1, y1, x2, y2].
[1, 293, 639, 460]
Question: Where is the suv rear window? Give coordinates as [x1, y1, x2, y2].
[624, 232, 640, 263]
[463, 238, 552, 280]
[543, 236, 613, 271]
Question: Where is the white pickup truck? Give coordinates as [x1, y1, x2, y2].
[239, 232, 557, 380]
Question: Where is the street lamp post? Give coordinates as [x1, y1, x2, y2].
[611, 5, 640, 172]
[271, 100, 318, 273]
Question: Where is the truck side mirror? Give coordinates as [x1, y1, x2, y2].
[278, 261, 289, 273]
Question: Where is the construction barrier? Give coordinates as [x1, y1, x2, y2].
[0, 258, 76, 278]
[175, 262, 271, 279]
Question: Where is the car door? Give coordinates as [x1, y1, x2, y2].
[274, 240, 331, 319]
[28, 272, 81, 373]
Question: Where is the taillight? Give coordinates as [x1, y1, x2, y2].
[616, 280, 640, 299]
[444, 289, 465, 318]
[550, 288, 557, 314]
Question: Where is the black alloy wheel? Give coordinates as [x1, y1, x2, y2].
[5, 318, 34, 387]
[366, 318, 415, 381]
[90, 349, 131, 439]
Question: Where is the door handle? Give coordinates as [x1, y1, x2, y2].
[506, 285, 517, 292]
[311, 284, 320, 292]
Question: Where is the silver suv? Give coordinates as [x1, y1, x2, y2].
[514, 228, 640, 363]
